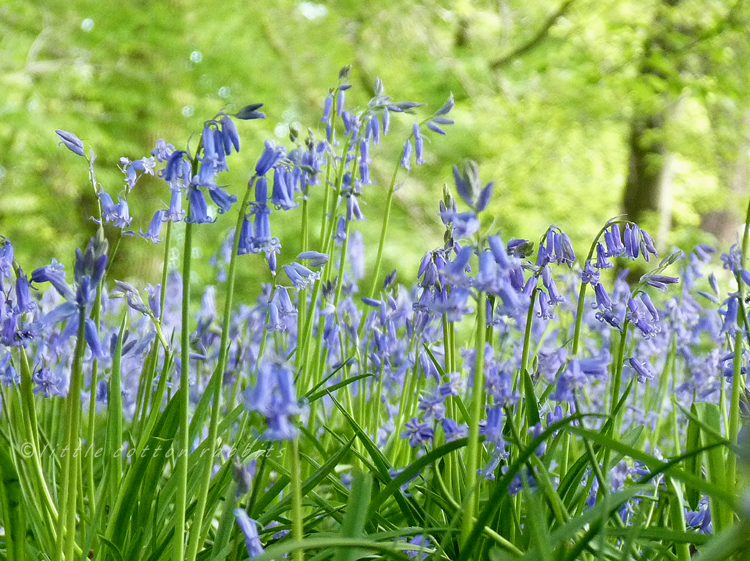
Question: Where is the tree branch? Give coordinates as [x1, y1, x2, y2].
[490, 0, 577, 70]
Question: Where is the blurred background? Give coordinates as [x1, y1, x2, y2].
[1, 0, 749, 296]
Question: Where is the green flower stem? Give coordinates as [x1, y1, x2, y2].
[461, 289, 486, 546]
[289, 437, 305, 561]
[725, 330, 742, 517]
[186, 182, 255, 561]
[58, 305, 87, 561]
[159, 220, 173, 321]
[365, 163, 400, 301]
[84, 277, 103, 546]
[174, 200, 194, 561]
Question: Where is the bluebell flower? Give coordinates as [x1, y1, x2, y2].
[255, 176, 268, 205]
[418, 392, 445, 420]
[234, 103, 266, 120]
[111, 196, 133, 229]
[628, 357, 653, 382]
[255, 142, 284, 176]
[582, 261, 599, 284]
[237, 217, 255, 255]
[283, 262, 319, 290]
[166, 188, 185, 222]
[643, 274, 679, 292]
[426, 121, 446, 135]
[441, 418, 468, 442]
[321, 94, 333, 123]
[400, 139, 412, 170]
[234, 509, 264, 558]
[15, 270, 33, 314]
[592, 282, 612, 310]
[405, 535, 432, 560]
[33, 368, 65, 398]
[623, 224, 640, 259]
[594, 242, 612, 269]
[369, 115, 381, 145]
[162, 150, 187, 182]
[55, 129, 85, 157]
[440, 210, 479, 239]
[401, 418, 433, 448]
[346, 194, 365, 221]
[604, 223, 625, 257]
[297, 251, 329, 267]
[271, 168, 297, 210]
[207, 186, 237, 214]
[0, 354, 19, 387]
[139, 210, 166, 243]
[186, 188, 215, 224]
[720, 294, 740, 334]
[84, 319, 107, 360]
[150, 139, 175, 162]
[219, 115, 241, 155]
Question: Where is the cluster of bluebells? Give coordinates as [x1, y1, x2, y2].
[5, 74, 749, 561]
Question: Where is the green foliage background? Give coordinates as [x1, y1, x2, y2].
[1, 0, 748, 295]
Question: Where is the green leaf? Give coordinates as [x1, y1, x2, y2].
[685, 403, 702, 510]
[522, 368, 540, 428]
[334, 471, 373, 561]
[0, 442, 25, 561]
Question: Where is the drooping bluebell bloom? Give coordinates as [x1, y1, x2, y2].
[139, 210, 166, 243]
[321, 94, 333, 123]
[84, 318, 107, 360]
[440, 210, 479, 239]
[369, 115, 381, 145]
[401, 418, 433, 448]
[582, 261, 600, 284]
[628, 357, 653, 382]
[150, 139, 175, 162]
[283, 262, 319, 290]
[234, 103, 266, 120]
[441, 418, 468, 442]
[346, 194, 365, 221]
[15, 270, 33, 314]
[643, 274, 679, 292]
[426, 121, 446, 135]
[234, 509, 264, 558]
[220, 115, 241, 155]
[297, 251, 329, 267]
[720, 294, 740, 335]
[255, 176, 268, 205]
[186, 188, 215, 224]
[592, 282, 612, 311]
[162, 150, 187, 182]
[207, 186, 237, 214]
[400, 139, 412, 170]
[33, 368, 66, 398]
[418, 392, 445, 420]
[623, 224, 640, 259]
[55, 129, 85, 157]
[594, 242, 612, 269]
[111, 197, 133, 229]
[271, 167, 297, 210]
[255, 142, 284, 176]
[604, 223, 625, 257]
[98, 192, 116, 223]
[166, 188, 185, 222]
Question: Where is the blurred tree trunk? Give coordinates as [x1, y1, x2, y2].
[701, 109, 750, 242]
[621, 0, 682, 249]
